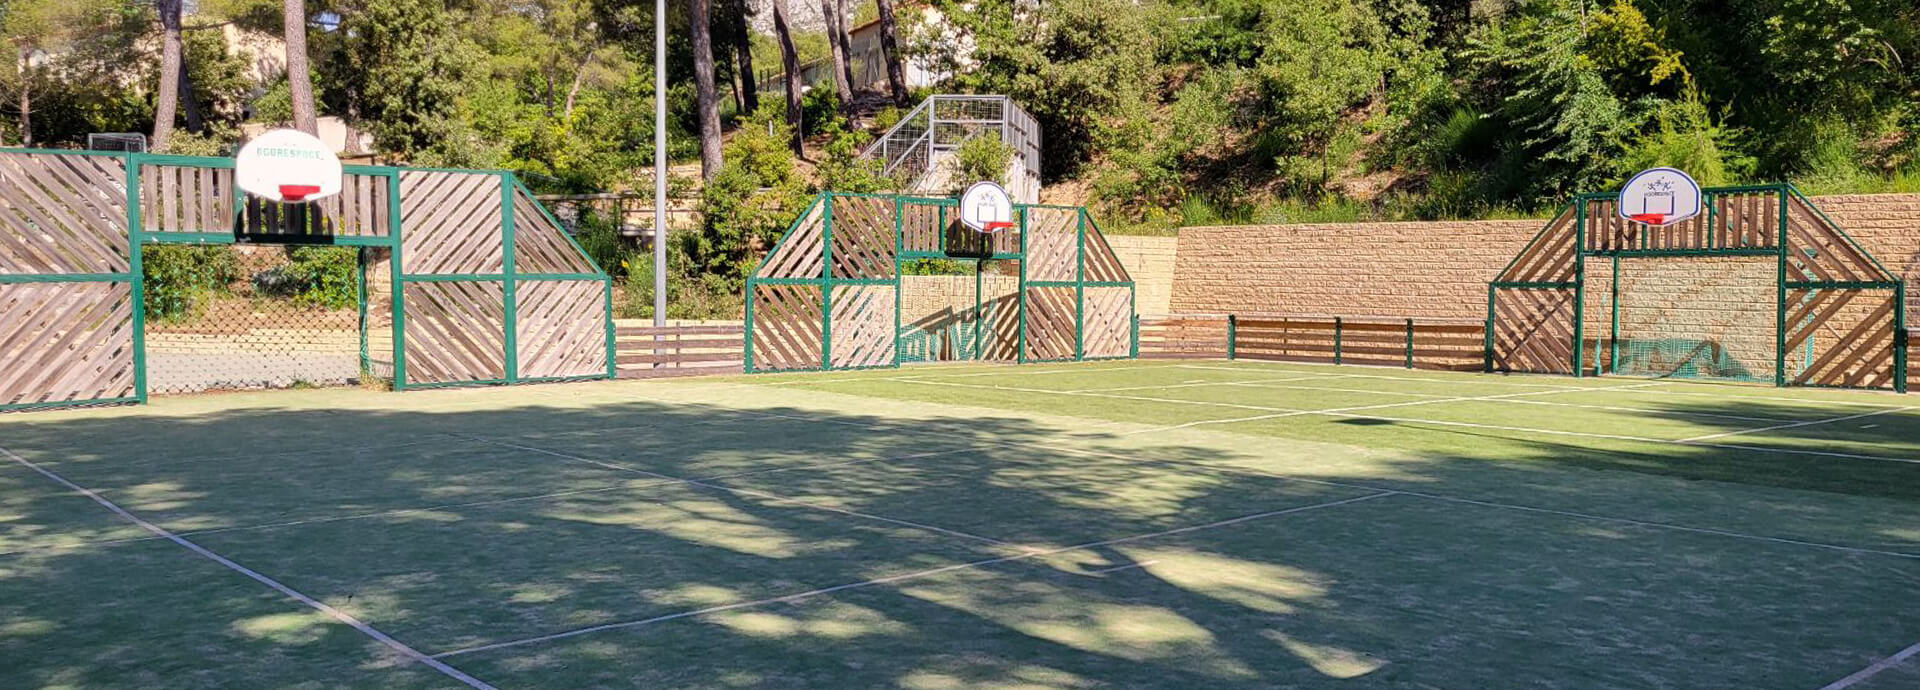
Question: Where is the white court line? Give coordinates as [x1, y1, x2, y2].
[0, 444, 981, 559]
[1176, 364, 1598, 390]
[1678, 406, 1917, 443]
[1821, 639, 1920, 690]
[459, 435, 1024, 549]
[756, 363, 1181, 386]
[1182, 363, 1917, 408]
[1221, 380, 1792, 424]
[1085, 559, 1159, 575]
[1003, 440, 1920, 561]
[430, 491, 1399, 658]
[0, 446, 498, 690]
[1119, 381, 1668, 434]
[638, 400, 1920, 559]
[895, 377, 1308, 414]
[1068, 374, 1330, 394]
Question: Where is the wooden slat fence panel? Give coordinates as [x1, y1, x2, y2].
[829, 284, 895, 368]
[1023, 207, 1077, 282]
[1082, 286, 1132, 358]
[1137, 314, 1229, 359]
[1496, 206, 1576, 283]
[513, 186, 595, 273]
[1489, 289, 1575, 374]
[400, 171, 504, 274]
[0, 282, 137, 405]
[1234, 315, 1486, 371]
[617, 323, 744, 379]
[0, 153, 129, 274]
[751, 283, 824, 370]
[758, 200, 826, 279]
[1022, 285, 1077, 361]
[830, 196, 896, 279]
[402, 280, 506, 384]
[516, 279, 607, 378]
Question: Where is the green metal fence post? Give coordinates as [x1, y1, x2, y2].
[1896, 282, 1908, 394]
[893, 197, 904, 368]
[126, 155, 147, 403]
[1073, 210, 1086, 360]
[820, 193, 835, 370]
[1609, 255, 1620, 375]
[1776, 188, 1789, 387]
[1572, 201, 1587, 377]
[1333, 316, 1343, 365]
[1484, 285, 1496, 373]
[1130, 313, 1140, 359]
[500, 173, 519, 382]
[1226, 314, 1237, 360]
[1405, 318, 1415, 369]
[604, 280, 618, 379]
[1017, 209, 1029, 364]
[743, 277, 757, 372]
[358, 248, 370, 376]
[389, 172, 408, 391]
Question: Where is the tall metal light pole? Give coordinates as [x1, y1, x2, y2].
[652, 0, 668, 328]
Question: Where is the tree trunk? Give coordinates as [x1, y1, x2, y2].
[181, 59, 206, 134]
[770, 0, 803, 154]
[734, 14, 758, 113]
[875, 0, 908, 105]
[690, 0, 722, 181]
[152, 0, 184, 152]
[18, 74, 29, 148]
[836, 0, 855, 87]
[820, 0, 852, 107]
[283, 0, 318, 135]
[563, 49, 597, 120]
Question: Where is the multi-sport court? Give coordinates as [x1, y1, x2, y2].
[4, 359, 1920, 689]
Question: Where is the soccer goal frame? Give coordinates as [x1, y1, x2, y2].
[1486, 183, 1907, 393]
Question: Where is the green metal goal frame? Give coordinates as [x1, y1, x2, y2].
[0, 148, 616, 411]
[743, 192, 1137, 373]
[1485, 182, 1907, 393]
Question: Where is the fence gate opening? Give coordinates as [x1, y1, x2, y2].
[1487, 184, 1907, 392]
[0, 148, 613, 412]
[745, 193, 1135, 373]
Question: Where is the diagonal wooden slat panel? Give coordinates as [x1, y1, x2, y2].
[1082, 286, 1132, 357]
[513, 188, 596, 274]
[1496, 207, 1575, 283]
[829, 284, 895, 368]
[1082, 222, 1131, 283]
[0, 153, 129, 274]
[403, 280, 506, 384]
[516, 279, 607, 378]
[1024, 208, 1078, 282]
[830, 196, 896, 279]
[1022, 285, 1077, 361]
[0, 282, 135, 405]
[759, 200, 826, 279]
[1490, 287, 1573, 374]
[751, 283, 824, 370]
[401, 171, 504, 275]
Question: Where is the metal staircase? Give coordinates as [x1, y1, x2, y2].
[861, 95, 1042, 202]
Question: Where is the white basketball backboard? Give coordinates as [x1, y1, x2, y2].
[1618, 167, 1702, 227]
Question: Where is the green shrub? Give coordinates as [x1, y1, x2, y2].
[252, 247, 358, 309]
[953, 133, 1015, 187]
[142, 245, 241, 321]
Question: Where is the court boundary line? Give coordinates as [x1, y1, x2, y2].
[457, 435, 1026, 549]
[1821, 639, 1920, 689]
[429, 491, 1399, 659]
[1002, 440, 1920, 561]
[653, 401, 1920, 561]
[1678, 406, 1918, 442]
[1068, 374, 1332, 394]
[756, 362, 1183, 386]
[1219, 380, 1795, 423]
[1115, 381, 1668, 434]
[0, 444, 983, 559]
[0, 445, 499, 690]
[1180, 362, 1916, 409]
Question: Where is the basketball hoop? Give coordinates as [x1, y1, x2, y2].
[1618, 168, 1702, 227]
[234, 129, 342, 204]
[959, 181, 1015, 233]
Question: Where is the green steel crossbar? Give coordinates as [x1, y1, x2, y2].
[1785, 281, 1903, 290]
[1597, 248, 1780, 258]
[1491, 282, 1578, 289]
[0, 273, 131, 283]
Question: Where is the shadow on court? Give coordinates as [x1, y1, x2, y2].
[2, 384, 1918, 689]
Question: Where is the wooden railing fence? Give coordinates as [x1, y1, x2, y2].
[1137, 313, 1487, 371]
[616, 323, 745, 379]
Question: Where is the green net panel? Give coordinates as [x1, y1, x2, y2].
[1603, 256, 1779, 382]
